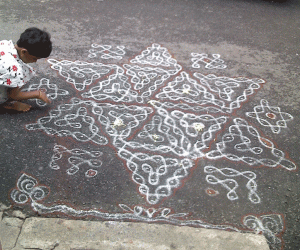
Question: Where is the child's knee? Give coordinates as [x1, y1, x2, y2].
[0, 86, 9, 103]
[7, 87, 20, 100]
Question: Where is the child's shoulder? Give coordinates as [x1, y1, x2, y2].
[0, 40, 14, 47]
[0, 40, 17, 59]
[0, 40, 15, 53]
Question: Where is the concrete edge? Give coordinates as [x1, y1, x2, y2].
[0, 210, 270, 250]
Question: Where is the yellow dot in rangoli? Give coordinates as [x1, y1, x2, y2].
[182, 88, 190, 94]
[148, 100, 159, 106]
[194, 123, 205, 132]
[113, 118, 125, 128]
[152, 134, 159, 141]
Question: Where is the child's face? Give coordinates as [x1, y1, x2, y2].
[23, 52, 41, 63]
[19, 49, 41, 63]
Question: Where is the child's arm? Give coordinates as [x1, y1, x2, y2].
[8, 87, 51, 104]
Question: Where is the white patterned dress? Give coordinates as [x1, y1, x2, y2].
[0, 40, 35, 104]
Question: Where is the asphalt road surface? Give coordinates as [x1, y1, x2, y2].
[0, 0, 299, 249]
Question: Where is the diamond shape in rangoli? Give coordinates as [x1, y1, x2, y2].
[48, 59, 114, 91]
[156, 71, 265, 113]
[120, 102, 229, 160]
[26, 97, 153, 145]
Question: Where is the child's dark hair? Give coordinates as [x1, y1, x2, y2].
[17, 27, 52, 58]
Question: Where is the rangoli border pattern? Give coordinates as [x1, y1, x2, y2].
[10, 173, 286, 250]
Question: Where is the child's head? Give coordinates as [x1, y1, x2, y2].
[17, 27, 52, 59]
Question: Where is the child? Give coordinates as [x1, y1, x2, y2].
[0, 27, 52, 112]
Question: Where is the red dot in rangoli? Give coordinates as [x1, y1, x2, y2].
[205, 188, 219, 196]
[266, 113, 276, 119]
[86, 169, 97, 177]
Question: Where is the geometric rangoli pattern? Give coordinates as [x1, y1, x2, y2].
[49, 144, 103, 178]
[243, 214, 285, 250]
[88, 44, 126, 60]
[205, 118, 296, 171]
[246, 99, 294, 134]
[191, 53, 227, 69]
[204, 165, 260, 204]
[22, 78, 69, 106]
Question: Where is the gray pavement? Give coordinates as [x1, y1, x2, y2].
[1, 0, 300, 249]
[0, 207, 269, 250]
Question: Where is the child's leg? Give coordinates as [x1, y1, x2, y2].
[3, 101, 32, 112]
[9, 87, 51, 103]
[4, 87, 51, 112]
[0, 86, 30, 112]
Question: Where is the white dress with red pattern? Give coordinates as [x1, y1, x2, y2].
[0, 40, 35, 104]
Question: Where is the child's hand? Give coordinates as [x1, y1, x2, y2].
[39, 90, 51, 104]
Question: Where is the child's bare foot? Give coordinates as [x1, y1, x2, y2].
[4, 101, 32, 112]
[39, 90, 51, 104]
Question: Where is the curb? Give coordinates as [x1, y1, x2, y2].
[0, 210, 269, 250]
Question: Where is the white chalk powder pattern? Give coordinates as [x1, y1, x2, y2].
[50, 144, 103, 178]
[246, 99, 293, 134]
[204, 165, 260, 204]
[206, 118, 296, 171]
[191, 53, 227, 69]
[23, 78, 69, 106]
[88, 44, 126, 60]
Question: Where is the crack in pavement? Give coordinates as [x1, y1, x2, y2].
[12, 218, 25, 249]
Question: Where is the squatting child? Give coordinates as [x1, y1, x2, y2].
[0, 27, 52, 112]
